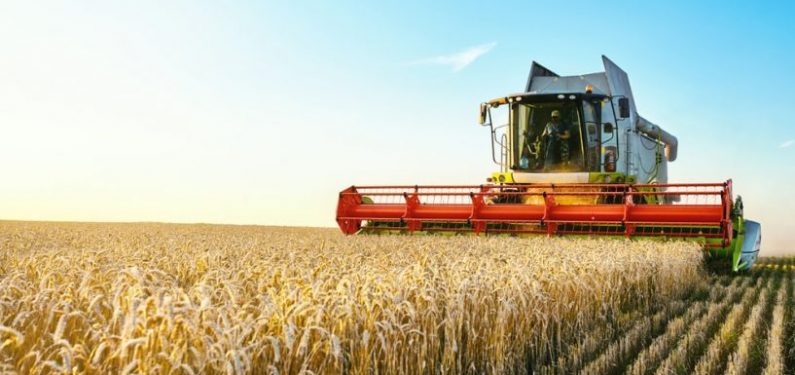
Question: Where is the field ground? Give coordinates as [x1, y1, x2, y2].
[0, 221, 793, 374]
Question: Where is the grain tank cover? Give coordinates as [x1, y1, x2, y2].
[601, 55, 637, 116]
[525, 56, 635, 99]
[525, 61, 558, 91]
[525, 61, 610, 96]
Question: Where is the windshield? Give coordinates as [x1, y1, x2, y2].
[512, 100, 586, 172]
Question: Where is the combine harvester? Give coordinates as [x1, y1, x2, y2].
[336, 56, 760, 271]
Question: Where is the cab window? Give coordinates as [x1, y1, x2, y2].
[512, 101, 584, 172]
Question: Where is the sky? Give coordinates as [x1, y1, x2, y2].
[0, 1, 793, 255]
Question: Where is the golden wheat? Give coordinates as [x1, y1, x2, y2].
[0, 221, 704, 374]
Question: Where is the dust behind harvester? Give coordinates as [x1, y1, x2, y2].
[336, 56, 760, 272]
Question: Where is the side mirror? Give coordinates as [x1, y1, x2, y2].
[603, 122, 614, 133]
[618, 98, 630, 118]
[478, 103, 488, 125]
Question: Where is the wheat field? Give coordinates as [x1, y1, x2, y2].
[0, 221, 791, 374]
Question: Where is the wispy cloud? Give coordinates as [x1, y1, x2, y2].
[780, 139, 794, 149]
[410, 42, 497, 72]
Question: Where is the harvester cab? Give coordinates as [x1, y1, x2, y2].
[479, 56, 677, 187]
[337, 55, 761, 272]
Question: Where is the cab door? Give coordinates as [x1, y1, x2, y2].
[582, 100, 602, 172]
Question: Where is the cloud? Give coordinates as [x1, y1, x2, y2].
[410, 42, 497, 72]
[780, 139, 794, 149]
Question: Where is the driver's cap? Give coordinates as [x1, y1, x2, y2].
[551, 110, 561, 117]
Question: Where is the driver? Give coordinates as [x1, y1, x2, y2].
[542, 110, 571, 168]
